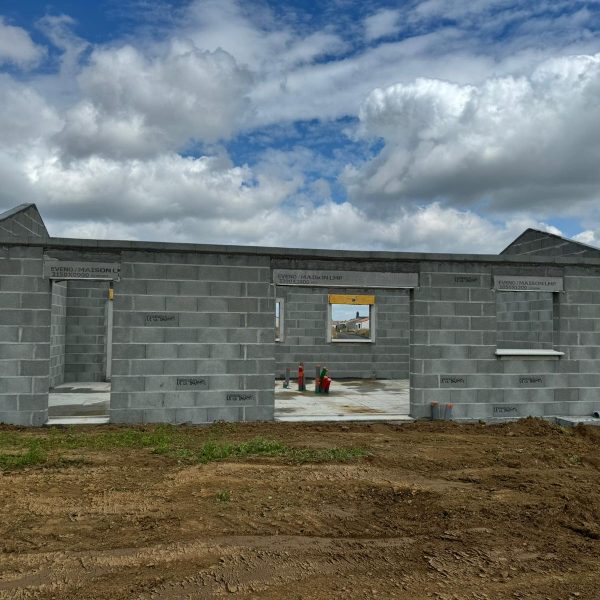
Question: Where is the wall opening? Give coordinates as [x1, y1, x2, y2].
[274, 286, 410, 421]
[329, 302, 374, 342]
[496, 290, 556, 350]
[47, 279, 112, 424]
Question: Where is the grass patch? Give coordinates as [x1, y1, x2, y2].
[215, 489, 231, 503]
[0, 443, 46, 470]
[0, 428, 368, 471]
[173, 437, 367, 465]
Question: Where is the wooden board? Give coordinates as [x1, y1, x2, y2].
[328, 294, 375, 305]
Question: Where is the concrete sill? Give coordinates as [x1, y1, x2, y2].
[495, 349, 564, 359]
[331, 339, 373, 343]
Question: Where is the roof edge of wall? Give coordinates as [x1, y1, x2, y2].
[0, 203, 38, 222]
[5, 233, 600, 266]
[500, 227, 600, 255]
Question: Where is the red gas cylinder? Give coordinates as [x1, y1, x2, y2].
[298, 363, 305, 391]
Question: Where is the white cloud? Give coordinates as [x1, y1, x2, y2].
[3, 0, 600, 255]
[43, 199, 537, 255]
[26, 151, 296, 223]
[0, 16, 45, 68]
[55, 42, 252, 158]
[573, 230, 599, 246]
[345, 53, 600, 219]
[36, 15, 88, 75]
[364, 9, 401, 42]
[0, 75, 62, 145]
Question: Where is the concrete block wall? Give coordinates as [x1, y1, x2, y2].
[110, 250, 274, 424]
[64, 280, 109, 383]
[275, 286, 410, 379]
[0, 245, 50, 426]
[410, 261, 600, 420]
[502, 229, 600, 258]
[558, 265, 600, 417]
[0, 204, 49, 239]
[49, 281, 67, 387]
[496, 291, 554, 349]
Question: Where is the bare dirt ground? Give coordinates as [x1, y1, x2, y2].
[1, 419, 600, 599]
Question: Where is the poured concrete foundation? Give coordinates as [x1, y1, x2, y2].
[275, 379, 410, 422]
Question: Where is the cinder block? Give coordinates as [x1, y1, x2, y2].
[108, 393, 129, 409]
[210, 282, 243, 297]
[144, 409, 176, 423]
[18, 394, 47, 411]
[244, 405, 274, 421]
[179, 313, 212, 327]
[0, 377, 32, 394]
[164, 328, 197, 343]
[19, 360, 48, 376]
[166, 265, 198, 280]
[111, 376, 145, 392]
[109, 408, 144, 424]
[0, 395, 18, 410]
[179, 281, 211, 296]
[134, 296, 166, 311]
[175, 407, 208, 424]
[177, 344, 210, 359]
[206, 407, 243, 422]
[146, 344, 178, 359]
[166, 297, 197, 312]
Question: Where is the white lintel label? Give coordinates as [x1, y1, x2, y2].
[44, 260, 121, 281]
[494, 276, 563, 292]
[273, 269, 418, 288]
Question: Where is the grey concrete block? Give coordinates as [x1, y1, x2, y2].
[146, 344, 178, 359]
[244, 405, 274, 421]
[18, 394, 47, 411]
[166, 296, 197, 311]
[0, 377, 32, 393]
[210, 344, 242, 359]
[134, 296, 166, 311]
[177, 344, 211, 359]
[109, 408, 145, 424]
[0, 396, 18, 411]
[206, 406, 243, 422]
[112, 377, 145, 392]
[108, 393, 129, 409]
[175, 407, 209, 424]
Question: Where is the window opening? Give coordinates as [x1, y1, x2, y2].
[496, 291, 556, 350]
[275, 298, 284, 342]
[329, 294, 375, 343]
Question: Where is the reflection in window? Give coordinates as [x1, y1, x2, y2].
[331, 304, 372, 342]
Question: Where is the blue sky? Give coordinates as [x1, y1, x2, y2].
[2, 0, 600, 251]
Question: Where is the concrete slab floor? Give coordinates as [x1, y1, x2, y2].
[48, 381, 110, 422]
[275, 378, 412, 422]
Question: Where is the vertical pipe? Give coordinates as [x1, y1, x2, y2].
[105, 285, 114, 381]
[315, 365, 320, 393]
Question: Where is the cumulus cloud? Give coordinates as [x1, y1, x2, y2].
[0, 75, 62, 145]
[573, 230, 600, 247]
[0, 17, 45, 68]
[2, 0, 600, 254]
[44, 199, 538, 255]
[345, 53, 600, 219]
[55, 42, 252, 159]
[27, 151, 296, 222]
